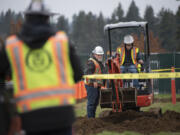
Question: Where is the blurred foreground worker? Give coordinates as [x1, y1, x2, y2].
[116, 35, 143, 88]
[85, 46, 105, 118]
[0, 0, 83, 135]
[0, 39, 13, 135]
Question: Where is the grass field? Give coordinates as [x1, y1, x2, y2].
[74, 94, 180, 135]
[154, 94, 180, 99]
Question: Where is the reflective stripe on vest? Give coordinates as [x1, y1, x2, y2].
[14, 46, 25, 90]
[89, 58, 101, 74]
[15, 88, 74, 102]
[54, 40, 66, 84]
[85, 58, 103, 85]
[6, 35, 19, 46]
[131, 47, 138, 65]
[120, 47, 125, 65]
[119, 47, 139, 66]
[6, 31, 75, 113]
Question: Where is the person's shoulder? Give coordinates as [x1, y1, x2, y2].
[87, 58, 95, 65]
[88, 57, 94, 62]
[134, 47, 139, 50]
[119, 46, 125, 50]
[89, 57, 98, 63]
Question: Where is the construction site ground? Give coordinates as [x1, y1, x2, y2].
[73, 95, 180, 135]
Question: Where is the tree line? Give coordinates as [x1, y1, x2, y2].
[0, 1, 180, 55]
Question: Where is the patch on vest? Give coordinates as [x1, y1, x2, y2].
[26, 49, 52, 72]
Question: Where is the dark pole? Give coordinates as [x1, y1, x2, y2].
[108, 29, 112, 57]
[146, 24, 150, 58]
[145, 24, 150, 72]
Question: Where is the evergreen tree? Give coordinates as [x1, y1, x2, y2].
[71, 11, 106, 56]
[8, 9, 15, 32]
[71, 11, 90, 54]
[0, 12, 4, 20]
[71, 11, 105, 66]
[158, 8, 177, 51]
[56, 15, 69, 34]
[124, 0, 142, 38]
[15, 12, 23, 22]
[108, 3, 125, 51]
[176, 6, 180, 51]
[111, 3, 124, 23]
[125, 0, 141, 21]
[0, 12, 5, 34]
[3, 9, 15, 36]
[95, 12, 106, 49]
[144, 5, 158, 35]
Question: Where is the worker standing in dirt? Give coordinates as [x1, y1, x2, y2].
[116, 35, 143, 89]
[85, 46, 105, 118]
[0, 0, 83, 135]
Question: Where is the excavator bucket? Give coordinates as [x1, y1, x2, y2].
[100, 88, 112, 108]
[100, 87, 137, 110]
[119, 88, 137, 110]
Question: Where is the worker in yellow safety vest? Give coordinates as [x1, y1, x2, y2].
[116, 35, 144, 89]
[0, 0, 83, 135]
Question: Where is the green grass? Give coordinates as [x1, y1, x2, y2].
[141, 102, 180, 113]
[75, 100, 108, 117]
[154, 94, 180, 99]
[75, 100, 87, 117]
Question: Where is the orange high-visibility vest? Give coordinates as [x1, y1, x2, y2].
[5, 31, 75, 113]
[85, 58, 103, 85]
[118, 47, 139, 66]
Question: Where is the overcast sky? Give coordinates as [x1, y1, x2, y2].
[1, 0, 180, 21]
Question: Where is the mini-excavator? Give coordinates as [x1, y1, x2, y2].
[100, 22, 154, 112]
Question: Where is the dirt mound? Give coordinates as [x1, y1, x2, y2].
[73, 110, 180, 135]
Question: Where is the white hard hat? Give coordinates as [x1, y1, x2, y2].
[124, 35, 134, 44]
[24, 0, 55, 16]
[92, 46, 104, 55]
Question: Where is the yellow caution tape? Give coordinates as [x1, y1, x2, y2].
[83, 72, 180, 80]
[151, 69, 172, 72]
[152, 68, 180, 72]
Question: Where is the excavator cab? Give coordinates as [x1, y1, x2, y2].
[100, 21, 153, 112]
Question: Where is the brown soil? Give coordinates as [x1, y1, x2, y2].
[73, 110, 180, 135]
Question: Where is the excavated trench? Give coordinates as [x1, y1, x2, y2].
[73, 98, 180, 135]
